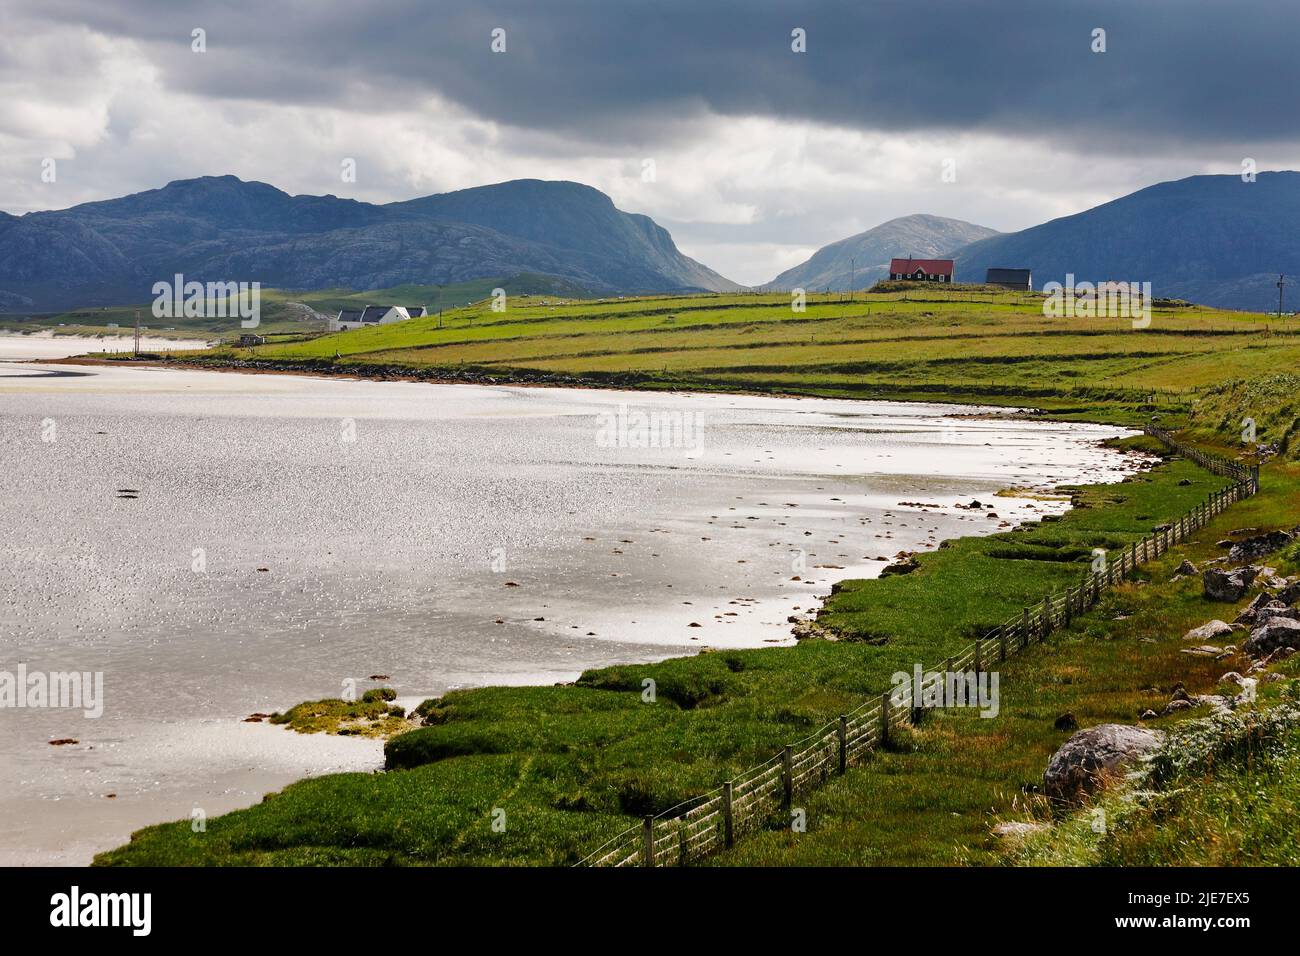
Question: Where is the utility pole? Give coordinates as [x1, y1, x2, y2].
[133, 310, 141, 356]
[849, 257, 856, 302]
[1278, 274, 1286, 318]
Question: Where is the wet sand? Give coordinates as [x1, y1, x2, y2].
[0, 361, 1144, 864]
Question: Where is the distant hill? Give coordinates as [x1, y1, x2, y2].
[953, 172, 1300, 310]
[0, 176, 742, 311]
[768, 214, 999, 291]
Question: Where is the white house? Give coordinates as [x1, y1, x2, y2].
[329, 305, 424, 332]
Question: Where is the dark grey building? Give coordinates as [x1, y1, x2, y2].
[985, 268, 1032, 290]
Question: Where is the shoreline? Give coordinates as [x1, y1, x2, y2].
[37, 353, 1088, 422]
[7, 358, 1146, 866]
[96, 429, 1218, 866]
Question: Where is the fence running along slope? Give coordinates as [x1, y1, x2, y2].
[578, 426, 1259, 867]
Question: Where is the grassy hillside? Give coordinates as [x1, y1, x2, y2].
[172, 288, 1300, 442]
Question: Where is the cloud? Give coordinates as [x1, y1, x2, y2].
[30, 0, 1300, 149]
[4, 1, 1300, 285]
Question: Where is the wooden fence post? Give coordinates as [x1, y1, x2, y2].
[838, 714, 848, 771]
[998, 625, 1007, 662]
[1064, 587, 1073, 627]
[880, 692, 890, 746]
[781, 745, 793, 809]
[1021, 608, 1030, 649]
[1129, 542, 1138, 576]
[974, 638, 983, 675]
[643, 815, 655, 867]
[723, 782, 734, 848]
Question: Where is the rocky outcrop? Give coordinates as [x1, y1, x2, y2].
[1043, 724, 1164, 804]
[1243, 617, 1300, 658]
[1228, 530, 1294, 564]
[1202, 566, 1259, 602]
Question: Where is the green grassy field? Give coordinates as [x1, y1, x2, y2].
[94, 286, 1300, 867]
[159, 287, 1298, 437]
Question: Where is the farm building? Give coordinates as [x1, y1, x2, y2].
[889, 258, 954, 282]
[329, 305, 421, 332]
[985, 268, 1032, 290]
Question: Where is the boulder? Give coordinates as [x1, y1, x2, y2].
[1257, 570, 1290, 590]
[1257, 602, 1300, 625]
[1173, 558, 1198, 578]
[1248, 646, 1297, 673]
[1043, 724, 1164, 804]
[1279, 580, 1300, 606]
[1180, 645, 1230, 658]
[1182, 620, 1233, 642]
[1243, 617, 1300, 658]
[1229, 530, 1294, 564]
[1233, 592, 1274, 625]
[1202, 566, 1259, 602]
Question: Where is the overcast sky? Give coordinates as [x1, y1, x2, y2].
[4, 0, 1299, 285]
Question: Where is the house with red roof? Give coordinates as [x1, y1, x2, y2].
[889, 257, 955, 282]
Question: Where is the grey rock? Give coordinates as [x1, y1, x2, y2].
[1243, 617, 1300, 658]
[1043, 724, 1165, 804]
[1180, 644, 1229, 658]
[1202, 566, 1260, 602]
[1234, 592, 1274, 625]
[1183, 620, 1233, 641]
[1229, 530, 1294, 564]
[1279, 580, 1300, 606]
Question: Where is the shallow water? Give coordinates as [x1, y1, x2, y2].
[0, 361, 1141, 864]
[0, 332, 209, 362]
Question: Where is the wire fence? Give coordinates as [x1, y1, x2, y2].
[577, 426, 1259, 866]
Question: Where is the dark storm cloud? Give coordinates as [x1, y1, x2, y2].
[31, 0, 1300, 150]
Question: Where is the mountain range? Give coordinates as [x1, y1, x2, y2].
[951, 173, 1300, 312]
[0, 176, 740, 311]
[4, 171, 1299, 313]
[772, 172, 1300, 311]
